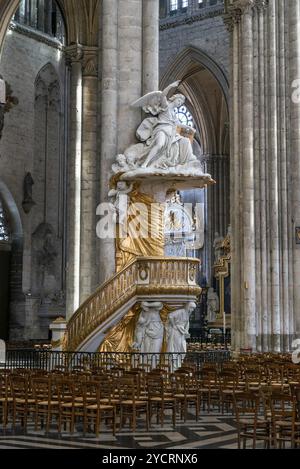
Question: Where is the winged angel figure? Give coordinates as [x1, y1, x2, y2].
[113, 81, 200, 172]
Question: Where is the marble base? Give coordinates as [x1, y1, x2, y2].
[120, 167, 215, 190]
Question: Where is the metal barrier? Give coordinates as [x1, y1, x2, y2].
[4, 350, 231, 372]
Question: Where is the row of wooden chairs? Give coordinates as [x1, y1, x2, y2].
[235, 387, 300, 449]
[0, 370, 202, 435]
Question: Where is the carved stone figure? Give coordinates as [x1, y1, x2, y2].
[213, 232, 223, 263]
[166, 302, 196, 355]
[22, 172, 36, 214]
[108, 181, 133, 226]
[132, 301, 164, 354]
[111, 82, 204, 175]
[112, 154, 133, 174]
[32, 223, 58, 299]
[0, 77, 18, 142]
[207, 288, 219, 323]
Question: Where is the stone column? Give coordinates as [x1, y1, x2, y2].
[80, 47, 99, 303]
[65, 45, 83, 318]
[98, 0, 158, 284]
[240, 2, 256, 350]
[98, 0, 118, 284]
[289, 0, 300, 338]
[277, 0, 290, 351]
[224, 9, 242, 350]
[257, 1, 268, 351]
[224, 0, 297, 351]
[142, 0, 159, 93]
[267, 0, 281, 352]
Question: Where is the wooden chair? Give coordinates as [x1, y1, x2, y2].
[234, 391, 270, 449]
[83, 381, 116, 437]
[10, 375, 35, 432]
[0, 374, 13, 429]
[147, 374, 176, 428]
[198, 370, 220, 413]
[118, 376, 149, 431]
[268, 391, 299, 449]
[171, 373, 199, 422]
[31, 377, 60, 433]
[218, 371, 241, 414]
[58, 379, 83, 434]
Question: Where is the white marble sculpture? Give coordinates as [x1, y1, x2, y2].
[0, 339, 5, 364]
[111, 82, 209, 180]
[108, 181, 133, 226]
[166, 302, 196, 355]
[213, 232, 223, 263]
[207, 287, 219, 323]
[132, 301, 164, 354]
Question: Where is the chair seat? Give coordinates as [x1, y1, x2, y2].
[222, 390, 235, 395]
[174, 393, 197, 399]
[37, 400, 60, 406]
[75, 397, 95, 402]
[15, 398, 35, 404]
[149, 397, 175, 402]
[86, 404, 114, 410]
[121, 400, 147, 406]
[61, 402, 83, 408]
[0, 397, 13, 402]
[100, 398, 119, 405]
[240, 418, 268, 426]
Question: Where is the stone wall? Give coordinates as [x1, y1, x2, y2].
[0, 26, 66, 340]
[159, 9, 229, 80]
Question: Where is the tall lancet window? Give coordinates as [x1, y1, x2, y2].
[0, 199, 10, 243]
[12, 0, 66, 44]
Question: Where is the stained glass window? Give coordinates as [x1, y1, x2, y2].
[175, 105, 195, 128]
[0, 200, 10, 242]
[12, 0, 65, 44]
[170, 0, 178, 11]
[182, 0, 189, 8]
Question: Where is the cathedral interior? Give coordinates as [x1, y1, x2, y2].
[0, 0, 300, 451]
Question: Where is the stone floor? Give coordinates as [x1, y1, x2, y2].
[0, 412, 261, 449]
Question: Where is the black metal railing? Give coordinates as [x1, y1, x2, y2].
[2, 350, 231, 372]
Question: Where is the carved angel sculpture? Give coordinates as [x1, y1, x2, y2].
[112, 81, 201, 172]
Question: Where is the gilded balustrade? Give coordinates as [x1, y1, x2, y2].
[66, 257, 201, 351]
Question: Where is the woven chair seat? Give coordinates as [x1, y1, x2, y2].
[120, 399, 147, 406]
[86, 404, 114, 410]
[149, 396, 175, 402]
[36, 400, 60, 406]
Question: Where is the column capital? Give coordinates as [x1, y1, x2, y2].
[65, 44, 99, 77]
[223, 0, 260, 31]
[82, 46, 99, 78]
[254, 0, 269, 12]
[65, 44, 84, 65]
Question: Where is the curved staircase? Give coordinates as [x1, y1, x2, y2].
[66, 257, 201, 352]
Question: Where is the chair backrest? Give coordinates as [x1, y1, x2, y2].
[0, 374, 9, 399]
[268, 392, 296, 423]
[10, 375, 30, 401]
[118, 376, 138, 402]
[233, 391, 260, 424]
[32, 377, 51, 403]
[147, 374, 165, 399]
[81, 380, 100, 405]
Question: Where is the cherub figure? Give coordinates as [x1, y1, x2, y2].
[108, 181, 133, 226]
[112, 154, 132, 174]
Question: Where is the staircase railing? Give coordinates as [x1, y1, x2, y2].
[66, 257, 201, 351]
